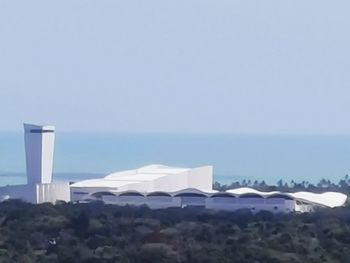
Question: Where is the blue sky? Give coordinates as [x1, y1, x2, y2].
[0, 1, 349, 134]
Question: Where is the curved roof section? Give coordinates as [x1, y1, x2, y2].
[226, 187, 280, 196]
[118, 191, 145, 197]
[226, 187, 347, 208]
[211, 192, 236, 198]
[238, 193, 264, 198]
[147, 191, 172, 197]
[175, 192, 207, 198]
[290, 191, 347, 208]
[266, 194, 294, 200]
[172, 188, 217, 196]
[90, 191, 116, 197]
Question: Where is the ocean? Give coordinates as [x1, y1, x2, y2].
[1, 132, 350, 186]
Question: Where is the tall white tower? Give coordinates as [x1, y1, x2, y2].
[24, 123, 55, 185]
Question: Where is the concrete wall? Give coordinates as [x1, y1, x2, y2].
[36, 182, 71, 203]
[96, 194, 296, 213]
[206, 197, 295, 213]
[205, 197, 238, 211]
[187, 166, 213, 190]
[152, 172, 189, 192]
[124, 182, 153, 192]
[145, 196, 181, 209]
[102, 195, 182, 209]
[148, 166, 213, 192]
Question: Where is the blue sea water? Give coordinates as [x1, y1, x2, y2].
[1, 132, 350, 186]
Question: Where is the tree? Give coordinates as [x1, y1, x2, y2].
[70, 211, 90, 237]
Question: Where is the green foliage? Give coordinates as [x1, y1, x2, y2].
[0, 185, 350, 262]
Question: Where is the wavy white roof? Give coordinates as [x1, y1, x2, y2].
[71, 166, 347, 209]
[226, 187, 347, 208]
[171, 188, 218, 195]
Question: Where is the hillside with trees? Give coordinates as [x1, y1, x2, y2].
[0, 202, 349, 262]
[0, 177, 350, 263]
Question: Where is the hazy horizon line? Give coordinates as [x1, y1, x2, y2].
[2, 130, 350, 137]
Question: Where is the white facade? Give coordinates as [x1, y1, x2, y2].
[36, 182, 71, 204]
[71, 165, 348, 213]
[88, 189, 296, 213]
[0, 124, 70, 204]
[24, 123, 55, 185]
[72, 174, 347, 213]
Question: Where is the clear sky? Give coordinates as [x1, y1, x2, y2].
[0, 1, 349, 134]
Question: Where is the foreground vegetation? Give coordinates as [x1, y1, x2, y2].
[0, 198, 350, 263]
[0, 176, 349, 262]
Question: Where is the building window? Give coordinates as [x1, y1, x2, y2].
[30, 129, 54, 133]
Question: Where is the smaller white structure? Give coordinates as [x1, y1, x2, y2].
[225, 188, 347, 213]
[0, 124, 70, 204]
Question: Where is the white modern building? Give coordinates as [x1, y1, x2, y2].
[71, 165, 347, 213]
[0, 124, 70, 203]
[0, 124, 347, 212]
